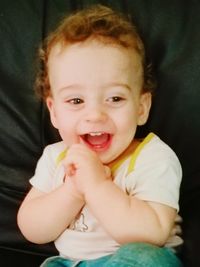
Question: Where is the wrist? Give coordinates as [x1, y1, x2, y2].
[81, 165, 112, 196]
[84, 178, 113, 200]
[63, 177, 84, 202]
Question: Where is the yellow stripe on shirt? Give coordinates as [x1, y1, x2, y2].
[126, 132, 155, 175]
[56, 149, 67, 166]
[111, 132, 155, 175]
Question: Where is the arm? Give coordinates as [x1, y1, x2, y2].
[64, 144, 177, 246]
[85, 180, 176, 246]
[17, 177, 84, 244]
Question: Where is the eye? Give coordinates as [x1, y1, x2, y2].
[107, 96, 125, 103]
[111, 96, 124, 102]
[67, 98, 84, 105]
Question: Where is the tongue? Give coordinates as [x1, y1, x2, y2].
[86, 133, 109, 145]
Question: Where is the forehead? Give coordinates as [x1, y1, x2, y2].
[48, 40, 143, 90]
[49, 39, 143, 67]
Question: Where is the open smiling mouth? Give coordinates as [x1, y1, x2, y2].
[80, 132, 112, 151]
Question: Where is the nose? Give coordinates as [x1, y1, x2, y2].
[84, 104, 108, 123]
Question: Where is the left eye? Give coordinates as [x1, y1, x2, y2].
[107, 96, 124, 102]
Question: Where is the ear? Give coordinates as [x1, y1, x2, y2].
[137, 92, 152, 126]
[46, 96, 58, 129]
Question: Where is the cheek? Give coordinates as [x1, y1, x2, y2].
[55, 112, 78, 143]
[58, 127, 78, 146]
[114, 117, 137, 145]
[115, 107, 138, 133]
[123, 118, 137, 134]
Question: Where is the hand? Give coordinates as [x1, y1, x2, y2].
[63, 174, 85, 202]
[63, 144, 112, 196]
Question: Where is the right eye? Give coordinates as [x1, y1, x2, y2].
[67, 98, 84, 105]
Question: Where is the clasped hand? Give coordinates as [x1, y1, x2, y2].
[63, 144, 111, 198]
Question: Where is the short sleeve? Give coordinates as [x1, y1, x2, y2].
[30, 142, 65, 192]
[126, 137, 182, 211]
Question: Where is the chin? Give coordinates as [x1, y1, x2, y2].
[98, 151, 118, 165]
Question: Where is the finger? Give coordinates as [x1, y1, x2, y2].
[65, 163, 76, 177]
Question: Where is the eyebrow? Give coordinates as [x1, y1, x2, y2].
[103, 82, 132, 91]
[57, 84, 83, 93]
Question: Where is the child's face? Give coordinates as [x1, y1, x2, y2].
[46, 40, 151, 164]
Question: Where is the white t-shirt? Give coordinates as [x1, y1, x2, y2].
[30, 133, 183, 260]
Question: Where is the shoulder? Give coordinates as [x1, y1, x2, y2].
[30, 141, 67, 192]
[126, 133, 182, 210]
[34, 141, 67, 171]
[126, 132, 182, 189]
[139, 134, 181, 169]
[134, 133, 182, 191]
[42, 141, 67, 163]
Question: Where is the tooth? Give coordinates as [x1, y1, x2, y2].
[90, 132, 102, 136]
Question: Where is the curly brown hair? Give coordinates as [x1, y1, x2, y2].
[35, 4, 155, 100]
